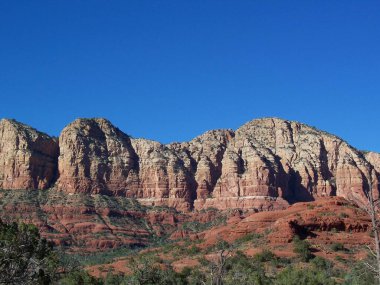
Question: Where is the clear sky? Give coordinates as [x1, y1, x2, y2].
[0, 1, 379, 152]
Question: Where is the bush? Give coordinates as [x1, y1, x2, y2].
[339, 212, 349, 219]
[307, 204, 315, 210]
[104, 271, 126, 285]
[254, 249, 276, 263]
[311, 256, 333, 271]
[334, 256, 346, 263]
[198, 256, 209, 266]
[331, 243, 345, 252]
[293, 236, 314, 262]
[183, 268, 207, 285]
[124, 255, 186, 285]
[275, 266, 336, 285]
[59, 270, 102, 285]
[224, 251, 271, 285]
[186, 245, 200, 255]
[214, 239, 231, 251]
[310, 256, 337, 278]
[235, 233, 263, 244]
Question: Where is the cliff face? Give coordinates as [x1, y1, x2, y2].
[0, 119, 58, 190]
[1, 117, 379, 211]
[57, 118, 138, 195]
[129, 138, 196, 211]
[204, 118, 377, 209]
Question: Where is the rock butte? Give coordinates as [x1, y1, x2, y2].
[0, 117, 379, 211]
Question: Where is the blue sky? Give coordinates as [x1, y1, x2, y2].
[0, 1, 379, 152]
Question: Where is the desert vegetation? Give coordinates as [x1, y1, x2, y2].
[0, 218, 378, 285]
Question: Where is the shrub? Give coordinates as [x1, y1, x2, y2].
[198, 256, 209, 266]
[254, 249, 277, 263]
[293, 236, 314, 262]
[318, 212, 335, 217]
[181, 215, 227, 233]
[331, 243, 345, 252]
[224, 251, 271, 285]
[235, 233, 263, 244]
[59, 270, 102, 285]
[214, 239, 231, 251]
[124, 255, 186, 285]
[275, 266, 336, 285]
[334, 256, 346, 263]
[311, 256, 333, 271]
[186, 245, 200, 255]
[307, 204, 315, 210]
[185, 268, 208, 285]
[104, 271, 126, 285]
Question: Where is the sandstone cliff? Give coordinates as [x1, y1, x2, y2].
[1, 117, 379, 211]
[205, 118, 378, 209]
[0, 119, 58, 190]
[129, 138, 195, 211]
[57, 118, 138, 195]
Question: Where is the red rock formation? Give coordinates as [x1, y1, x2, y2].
[201, 118, 379, 210]
[1, 117, 379, 212]
[57, 118, 139, 195]
[0, 119, 58, 190]
[197, 197, 371, 248]
[130, 138, 195, 211]
[168, 129, 234, 200]
[0, 188, 181, 251]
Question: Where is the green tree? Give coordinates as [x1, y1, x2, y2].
[344, 261, 376, 285]
[209, 240, 232, 285]
[224, 251, 271, 285]
[0, 220, 58, 284]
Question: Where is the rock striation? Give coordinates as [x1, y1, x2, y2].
[0, 119, 58, 190]
[0, 117, 379, 211]
[129, 138, 195, 211]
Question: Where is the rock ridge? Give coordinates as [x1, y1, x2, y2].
[0, 117, 379, 211]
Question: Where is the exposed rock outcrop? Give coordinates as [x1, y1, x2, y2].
[1, 117, 379, 212]
[57, 118, 138, 195]
[130, 138, 196, 211]
[170, 130, 234, 198]
[206, 118, 378, 209]
[0, 119, 58, 190]
[365, 151, 380, 177]
[197, 197, 371, 248]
